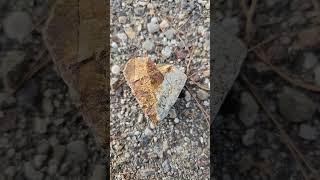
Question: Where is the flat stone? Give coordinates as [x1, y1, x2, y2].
[278, 87, 316, 122]
[123, 57, 187, 124]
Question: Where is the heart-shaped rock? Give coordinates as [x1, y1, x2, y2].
[123, 57, 187, 124]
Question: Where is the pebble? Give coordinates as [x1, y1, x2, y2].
[162, 160, 171, 172]
[4, 166, 16, 178]
[303, 52, 318, 70]
[111, 65, 121, 75]
[164, 29, 175, 39]
[299, 124, 318, 140]
[33, 117, 49, 134]
[196, 89, 209, 100]
[168, 109, 177, 119]
[142, 39, 155, 52]
[117, 32, 127, 42]
[24, 162, 44, 180]
[278, 87, 316, 122]
[184, 91, 191, 101]
[160, 19, 169, 30]
[42, 97, 53, 115]
[174, 118, 180, 123]
[37, 140, 51, 154]
[134, 6, 145, 16]
[137, 113, 144, 123]
[147, 22, 160, 33]
[118, 16, 127, 24]
[144, 127, 153, 136]
[239, 92, 259, 127]
[221, 17, 239, 35]
[3, 11, 33, 41]
[66, 140, 88, 163]
[161, 46, 172, 58]
[33, 155, 47, 169]
[242, 129, 255, 146]
[89, 165, 106, 180]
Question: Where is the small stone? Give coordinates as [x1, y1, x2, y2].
[161, 46, 172, 58]
[134, 6, 145, 16]
[185, 91, 191, 101]
[118, 16, 127, 24]
[196, 89, 209, 100]
[89, 165, 106, 180]
[66, 140, 88, 163]
[168, 109, 177, 119]
[239, 92, 259, 127]
[137, 113, 144, 123]
[37, 140, 50, 154]
[33, 155, 47, 169]
[162, 160, 171, 172]
[147, 22, 159, 33]
[52, 145, 66, 165]
[59, 162, 71, 175]
[140, 168, 155, 178]
[303, 52, 318, 70]
[160, 19, 169, 30]
[24, 162, 44, 180]
[33, 117, 49, 134]
[242, 129, 255, 146]
[174, 118, 180, 123]
[278, 87, 316, 122]
[144, 127, 153, 136]
[221, 17, 239, 35]
[4, 166, 16, 178]
[150, 122, 155, 129]
[299, 124, 318, 140]
[142, 39, 155, 52]
[117, 32, 127, 42]
[124, 26, 136, 39]
[3, 11, 33, 41]
[164, 29, 175, 39]
[42, 97, 53, 115]
[111, 65, 121, 75]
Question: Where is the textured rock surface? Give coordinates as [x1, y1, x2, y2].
[123, 57, 187, 124]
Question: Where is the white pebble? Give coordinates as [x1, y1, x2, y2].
[111, 65, 121, 75]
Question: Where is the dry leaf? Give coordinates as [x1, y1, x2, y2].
[123, 57, 187, 124]
[43, 0, 108, 148]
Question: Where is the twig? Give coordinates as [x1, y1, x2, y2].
[185, 86, 210, 126]
[240, 0, 258, 42]
[248, 34, 279, 52]
[254, 48, 320, 92]
[186, 46, 195, 75]
[241, 74, 319, 179]
[11, 50, 51, 95]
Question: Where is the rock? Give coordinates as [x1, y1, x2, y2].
[278, 87, 316, 122]
[142, 39, 155, 52]
[242, 129, 255, 146]
[299, 124, 318, 140]
[3, 11, 33, 41]
[164, 29, 175, 39]
[0, 92, 16, 108]
[168, 109, 177, 119]
[111, 65, 121, 75]
[174, 118, 180, 123]
[24, 162, 44, 180]
[212, 25, 247, 120]
[137, 113, 144, 123]
[118, 16, 127, 24]
[37, 140, 51, 154]
[59, 162, 71, 175]
[124, 26, 136, 39]
[134, 6, 145, 16]
[147, 22, 159, 33]
[52, 145, 66, 165]
[117, 32, 127, 42]
[4, 166, 16, 178]
[162, 159, 171, 172]
[66, 140, 88, 162]
[161, 46, 172, 58]
[196, 89, 209, 100]
[221, 17, 239, 35]
[239, 92, 259, 127]
[0, 109, 17, 132]
[140, 168, 155, 178]
[303, 52, 318, 70]
[42, 97, 53, 115]
[184, 91, 191, 101]
[144, 127, 153, 136]
[314, 65, 320, 85]
[33, 155, 47, 169]
[123, 57, 187, 124]
[160, 19, 169, 30]
[89, 164, 106, 180]
[33, 117, 49, 134]
[47, 160, 58, 176]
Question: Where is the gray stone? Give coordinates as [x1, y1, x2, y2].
[59, 162, 71, 175]
[147, 22, 159, 33]
[164, 29, 175, 39]
[303, 52, 318, 70]
[4, 166, 16, 178]
[221, 17, 239, 35]
[174, 118, 180, 124]
[33, 117, 49, 134]
[168, 109, 177, 119]
[161, 46, 172, 58]
[212, 25, 247, 120]
[134, 6, 145, 16]
[142, 39, 155, 52]
[47, 160, 58, 176]
[242, 129, 255, 146]
[52, 145, 66, 165]
[33, 155, 47, 169]
[3, 11, 33, 41]
[111, 65, 121, 75]
[278, 87, 316, 122]
[42, 97, 53, 115]
[144, 127, 153, 136]
[196, 89, 209, 100]
[66, 140, 88, 162]
[162, 159, 171, 172]
[24, 162, 44, 180]
[37, 140, 50, 154]
[137, 113, 144, 123]
[239, 92, 259, 127]
[299, 124, 318, 140]
[89, 165, 106, 180]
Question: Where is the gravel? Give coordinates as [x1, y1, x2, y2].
[3, 11, 33, 41]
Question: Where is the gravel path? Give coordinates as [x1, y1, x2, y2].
[110, 0, 210, 179]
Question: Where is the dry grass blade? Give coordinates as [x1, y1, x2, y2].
[185, 86, 210, 126]
[254, 48, 320, 92]
[241, 74, 319, 179]
[240, 0, 258, 42]
[11, 50, 51, 95]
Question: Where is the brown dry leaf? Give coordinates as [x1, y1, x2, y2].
[43, 0, 108, 149]
[292, 25, 320, 49]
